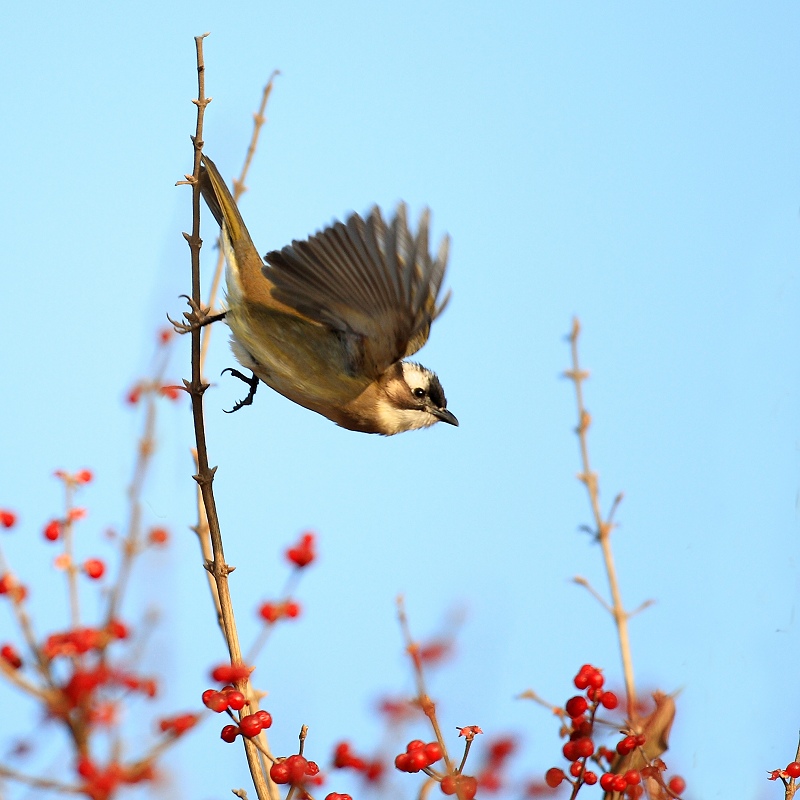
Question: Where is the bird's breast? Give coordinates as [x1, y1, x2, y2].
[226, 302, 371, 412]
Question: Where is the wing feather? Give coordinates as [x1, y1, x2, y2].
[265, 203, 449, 376]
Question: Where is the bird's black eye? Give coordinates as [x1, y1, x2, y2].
[413, 387, 426, 399]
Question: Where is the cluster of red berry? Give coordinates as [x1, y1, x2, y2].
[544, 664, 686, 798]
[391, 737, 479, 799]
[394, 739, 443, 772]
[269, 754, 321, 785]
[258, 599, 301, 622]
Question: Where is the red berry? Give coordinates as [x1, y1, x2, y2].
[634, 734, 647, 747]
[210, 663, 251, 682]
[457, 776, 478, 800]
[574, 673, 590, 690]
[259, 602, 280, 623]
[44, 520, 61, 541]
[611, 775, 627, 792]
[616, 736, 637, 755]
[569, 762, 582, 777]
[83, 559, 105, 579]
[572, 718, 593, 737]
[255, 710, 272, 729]
[573, 737, 594, 758]
[599, 773, 615, 791]
[562, 740, 580, 761]
[624, 769, 642, 785]
[224, 690, 246, 710]
[394, 753, 410, 772]
[0, 510, 17, 529]
[668, 775, 686, 794]
[424, 742, 443, 764]
[285, 754, 309, 784]
[545, 768, 565, 788]
[600, 691, 618, 709]
[406, 739, 425, 752]
[203, 691, 229, 713]
[284, 600, 301, 618]
[587, 670, 604, 689]
[286, 531, 316, 567]
[270, 761, 291, 784]
[565, 695, 588, 718]
[406, 749, 429, 772]
[148, 527, 169, 545]
[239, 714, 263, 738]
[0, 644, 22, 669]
[583, 770, 597, 785]
[440, 775, 457, 795]
[107, 619, 128, 639]
[787, 762, 800, 778]
[220, 725, 239, 743]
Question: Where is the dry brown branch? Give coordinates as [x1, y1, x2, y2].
[565, 318, 637, 718]
[397, 596, 455, 775]
[180, 33, 276, 800]
[0, 765, 83, 794]
[193, 72, 280, 644]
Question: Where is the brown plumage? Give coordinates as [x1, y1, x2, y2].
[199, 155, 457, 435]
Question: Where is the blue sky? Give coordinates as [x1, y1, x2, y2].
[1, 4, 799, 799]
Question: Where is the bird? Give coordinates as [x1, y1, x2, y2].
[198, 155, 457, 435]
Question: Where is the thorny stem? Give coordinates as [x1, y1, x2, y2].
[182, 34, 276, 800]
[193, 71, 279, 655]
[566, 318, 637, 718]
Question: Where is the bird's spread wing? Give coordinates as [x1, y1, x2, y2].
[265, 205, 450, 378]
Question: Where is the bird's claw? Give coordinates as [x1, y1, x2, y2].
[168, 295, 227, 334]
[222, 368, 259, 413]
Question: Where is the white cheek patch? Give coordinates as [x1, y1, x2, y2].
[374, 401, 438, 435]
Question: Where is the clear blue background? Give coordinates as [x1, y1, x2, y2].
[1, 4, 798, 799]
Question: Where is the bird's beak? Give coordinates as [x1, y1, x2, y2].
[433, 408, 459, 427]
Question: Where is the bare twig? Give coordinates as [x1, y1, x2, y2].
[106, 337, 172, 627]
[193, 74, 280, 644]
[397, 596, 455, 775]
[565, 318, 637, 717]
[0, 765, 83, 794]
[181, 34, 276, 800]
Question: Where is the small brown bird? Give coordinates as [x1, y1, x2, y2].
[199, 155, 457, 435]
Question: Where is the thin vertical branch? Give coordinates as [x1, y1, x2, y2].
[194, 72, 280, 633]
[566, 318, 637, 718]
[106, 342, 171, 626]
[180, 34, 276, 800]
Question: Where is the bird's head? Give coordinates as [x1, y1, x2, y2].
[372, 362, 458, 435]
